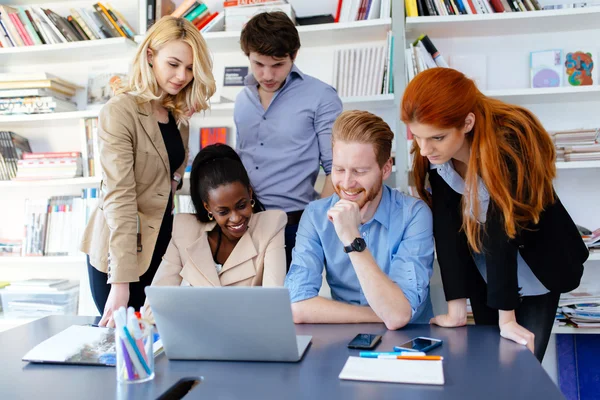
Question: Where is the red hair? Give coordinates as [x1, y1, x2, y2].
[401, 68, 556, 251]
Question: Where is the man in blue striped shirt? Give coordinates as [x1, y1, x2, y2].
[284, 111, 434, 329]
[235, 12, 343, 269]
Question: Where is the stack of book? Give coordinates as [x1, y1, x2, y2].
[224, 0, 294, 32]
[22, 192, 97, 257]
[14, 151, 83, 181]
[405, 0, 545, 16]
[551, 128, 600, 163]
[335, 0, 391, 21]
[0, 3, 134, 47]
[170, 1, 223, 32]
[0, 238, 21, 257]
[333, 31, 394, 97]
[557, 286, 600, 329]
[0, 131, 31, 180]
[0, 73, 79, 115]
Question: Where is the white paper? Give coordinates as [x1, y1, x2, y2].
[339, 356, 445, 385]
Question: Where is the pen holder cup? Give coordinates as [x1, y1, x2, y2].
[115, 320, 155, 384]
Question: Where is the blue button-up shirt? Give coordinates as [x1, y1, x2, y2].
[234, 65, 343, 212]
[430, 161, 549, 297]
[284, 185, 435, 323]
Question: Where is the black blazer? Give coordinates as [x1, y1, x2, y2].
[429, 168, 588, 310]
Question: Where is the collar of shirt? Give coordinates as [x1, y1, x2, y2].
[431, 161, 490, 222]
[243, 64, 305, 93]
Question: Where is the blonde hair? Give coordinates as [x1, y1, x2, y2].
[118, 16, 216, 124]
[332, 110, 394, 167]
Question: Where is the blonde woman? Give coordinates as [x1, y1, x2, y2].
[80, 16, 216, 327]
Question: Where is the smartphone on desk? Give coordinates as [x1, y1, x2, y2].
[347, 333, 382, 350]
[393, 337, 443, 353]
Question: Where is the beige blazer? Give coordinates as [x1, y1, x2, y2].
[150, 210, 287, 288]
[80, 93, 189, 283]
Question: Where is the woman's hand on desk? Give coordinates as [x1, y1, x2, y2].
[430, 298, 467, 327]
[98, 283, 130, 328]
[499, 310, 535, 354]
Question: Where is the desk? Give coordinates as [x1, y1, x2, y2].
[0, 316, 563, 399]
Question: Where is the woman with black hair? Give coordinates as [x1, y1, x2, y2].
[145, 143, 287, 293]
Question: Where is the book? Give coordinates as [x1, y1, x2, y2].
[565, 50, 594, 86]
[22, 325, 163, 366]
[338, 356, 445, 385]
[530, 50, 562, 88]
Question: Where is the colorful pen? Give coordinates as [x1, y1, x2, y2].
[384, 355, 444, 361]
[359, 351, 426, 358]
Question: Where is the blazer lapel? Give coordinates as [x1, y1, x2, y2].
[184, 229, 222, 287]
[219, 231, 258, 286]
[136, 101, 170, 174]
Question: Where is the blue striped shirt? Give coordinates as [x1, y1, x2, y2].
[234, 65, 343, 212]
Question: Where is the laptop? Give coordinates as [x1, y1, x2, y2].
[145, 286, 312, 362]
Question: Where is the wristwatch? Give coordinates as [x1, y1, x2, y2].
[343, 237, 367, 253]
[172, 173, 182, 184]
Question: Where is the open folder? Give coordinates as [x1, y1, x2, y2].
[339, 356, 445, 385]
[22, 325, 163, 366]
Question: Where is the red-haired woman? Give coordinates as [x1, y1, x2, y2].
[401, 68, 588, 361]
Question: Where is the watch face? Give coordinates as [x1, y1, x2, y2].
[353, 238, 366, 252]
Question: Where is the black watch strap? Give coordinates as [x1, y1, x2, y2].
[344, 237, 367, 253]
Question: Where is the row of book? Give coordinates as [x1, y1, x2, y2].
[405, 35, 448, 83]
[406, 0, 548, 16]
[556, 281, 600, 329]
[168, 1, 224, 32]
[0, 3, 134, 48]
[333, 31, 394, 97]
[22, 190, 98, 257]
[335, 0, 391, 22]
[552, 129, 600, 163]
[0, 73, 79, 115]
[0, 131, 31, 181]
[15, 152, 83, 181]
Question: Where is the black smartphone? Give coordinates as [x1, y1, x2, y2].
[393, 337, 443, 353]
[347, 333, 382, 350]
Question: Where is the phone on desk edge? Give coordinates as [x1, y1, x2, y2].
[347, 333, 382, 350]
[393, 337, 443, 353]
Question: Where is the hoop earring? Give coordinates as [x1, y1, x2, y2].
[250, 199, 255, 208]
[207, 212, 214, 221]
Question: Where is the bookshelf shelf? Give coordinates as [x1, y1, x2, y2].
[0, 110, 99, 124]
[141, 18, 393, 53]
[0, 176, 100, 189]
[0, 256, 85, 266]
[206, 95, 395, 114]
[552, 326, 599, 334]
[0, 37, 137, 65]
[556, 161, 600, 170]
[484, 86, 600, 104]
[405, 8, 600, 38]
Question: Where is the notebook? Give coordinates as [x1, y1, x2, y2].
[338, 356, 445, 385]
[22, 325, 163, 366]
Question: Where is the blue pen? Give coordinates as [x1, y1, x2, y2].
[359, 351, 426, 358]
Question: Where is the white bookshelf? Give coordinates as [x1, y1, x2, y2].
[552, 326, 599, 334]
[0, 110, 99, 123]
[0, 176, 100, 189]
[0, 37, 138, 65]
[0, 256, 86, 265]
[405, 8, 600, 38]
[133, 18, 393, 53]
[589, 251, 600, 261]
[556, 161, 600, 170]
[483, 86, 600, 105]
